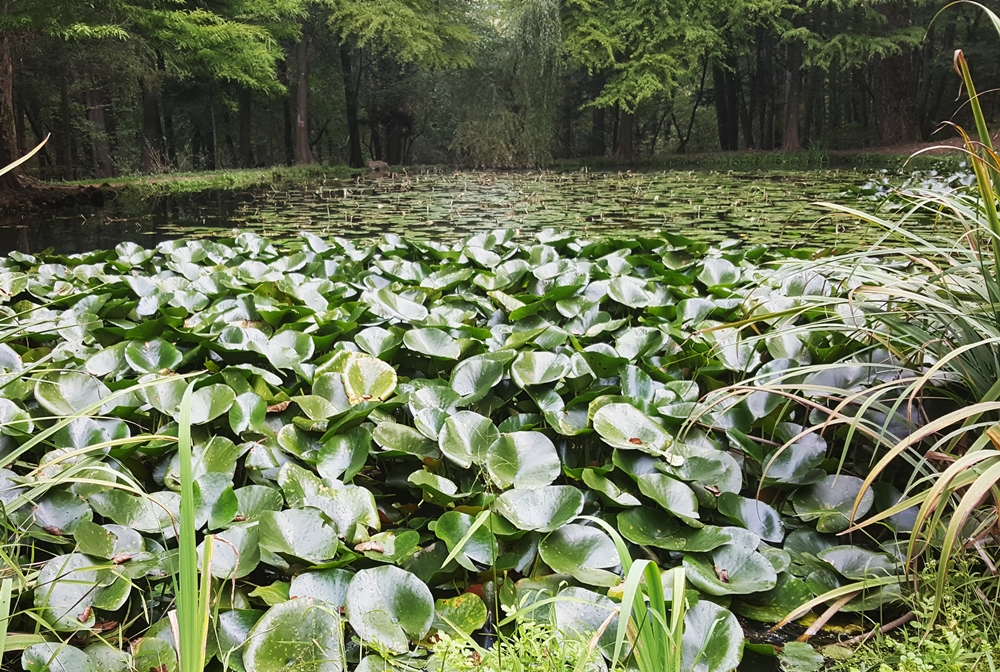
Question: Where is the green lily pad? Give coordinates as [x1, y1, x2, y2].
[486, 431, 560, 489]
[244, 598, 345, 672]
[617, 507, 730, 552]
[681, 600, 744, 672]
[593, 403, 675, 457]
[778, 642, 824, 672]
[636, 472, 700, 526]
[34, 553, 99, 631]
[434, 510, 498, 571]
[792, 475, 874, 533]
[289, 569, 353, 607]
[684, 544, 778, 596]
[22, 643, 99, 672]
[368, 287, 429, 323]
[318, 426, 371, 482]
[189, 384, 236, 425]
[345, 566, 434, 654]
[450, 356, 505, 400]
[494, 486, 584, 532]
[373, 421, 440, 459]
[582, 469, 641, 507]
[355, 326, 403, 358]
[277, 464, 379, 536]
[403, 328, 461, 359]
[214, 609, 265, 672]
[200, 523, 260, 580]
[539, 524, 620, 587]
[817, 546, 898, 580]
[434, 593, 488, 636]
[510, 351, 572, 387]
[438, 411, 498, 468]
[124, 338, 182, 374]
[258, 509, 341, 563]
[34, 371, 112, 416]
[553, 586, 620, 656]
[717, 493, 785, 543]
[731, 572, 814, 623]
[344, 355, 397, 404]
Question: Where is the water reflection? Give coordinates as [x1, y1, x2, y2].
[0, 169, 895, 255]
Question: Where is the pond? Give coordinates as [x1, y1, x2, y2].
[0, 169, 902, 255]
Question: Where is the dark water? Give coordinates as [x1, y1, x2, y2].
[0, 169, 894, 255]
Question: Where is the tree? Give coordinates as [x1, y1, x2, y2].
[327, 0, 476, 166]
[562, 0, 710, 159]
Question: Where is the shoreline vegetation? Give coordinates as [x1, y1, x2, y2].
[0, 144, 968, 219]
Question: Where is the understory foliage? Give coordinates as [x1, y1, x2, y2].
[0, 227, 922, 671]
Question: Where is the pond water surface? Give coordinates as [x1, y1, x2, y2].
[0, 169, 902, 255]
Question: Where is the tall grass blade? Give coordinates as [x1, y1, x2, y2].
[176, 381, 203, 672]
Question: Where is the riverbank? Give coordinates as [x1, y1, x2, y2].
[0, 142, 974, 218]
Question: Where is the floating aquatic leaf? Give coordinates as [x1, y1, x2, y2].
[345, 566, 434, 654]
[244, 598, 344, 672]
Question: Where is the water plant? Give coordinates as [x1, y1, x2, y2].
[0, 225, 927, 671]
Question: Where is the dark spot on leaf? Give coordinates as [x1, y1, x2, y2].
[92, 620, 118, 633]
[112, 553, 132, 565]
[77, 606, 92, 622]
[705, 485, 721, 496]
[233, 515, 248, 522]
[714, 565, 730, 583]
[267, 401, 290, 413]
[42, 525, 62, 536]
[628, 437, 643, 445]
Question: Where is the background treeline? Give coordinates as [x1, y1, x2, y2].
[2, 0, 998, 179]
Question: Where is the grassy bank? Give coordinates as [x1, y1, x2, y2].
[548, 149, 965, 173]
[59, 164, 359, 197]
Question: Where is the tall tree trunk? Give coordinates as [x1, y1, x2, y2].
[613, 110, 635, 160]
[163, 103, 176, 168]
[239, 87, 253, 167]
[86, 89, 114, 178]
[713, 59, 741, 151]
[590, 107, 605, 156]
[140, 81, 164, 173]
[339, 44, 363, 168]
[295, 34, 314, 165]
[0, 34, 23, 190]
[60, 71, 74, 180]
[782, 42, 802, 152]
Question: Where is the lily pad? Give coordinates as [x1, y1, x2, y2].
[510, 351, 572, 387]
[403, 328, 461, 359]
[438, 411, 498, 468]
[792, 475, 874, 533]
[681, 600, 744, 672]
[494, 486, 584, 532]
[486, 431, 561, 489]
[434, 510, 498, 571]
[34, 553, 98, 631]
[717, 493, 784, 543]
[124, 338, 182, 374]
[344, 355, 397, 404]
[593, 403, 675, 457]
[345, 566, 434, 654]
[684, 543, 778, 596]
[434, 593, 488, 636]
[539, 524, 620, 587]
[244, 598, 345, 672]
[22, 643, 99, 672]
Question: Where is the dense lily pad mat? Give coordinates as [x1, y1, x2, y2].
[0, 230, 907, 671]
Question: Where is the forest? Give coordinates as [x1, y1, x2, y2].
[2, 0, 1000, 182]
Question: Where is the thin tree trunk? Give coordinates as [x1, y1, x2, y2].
[295, 34, 314, 165]
[86, 89, 113, 178]
[782, 42, 802, 152]
[613, 110, 634, 160]
[0, 34, 23, 189]
[239, 87, 253, 167]
[163, 103, 176, 168]
[140, 81, 164, 173]
[60, 71, 73, 180]
[339, 44, 363, 168]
